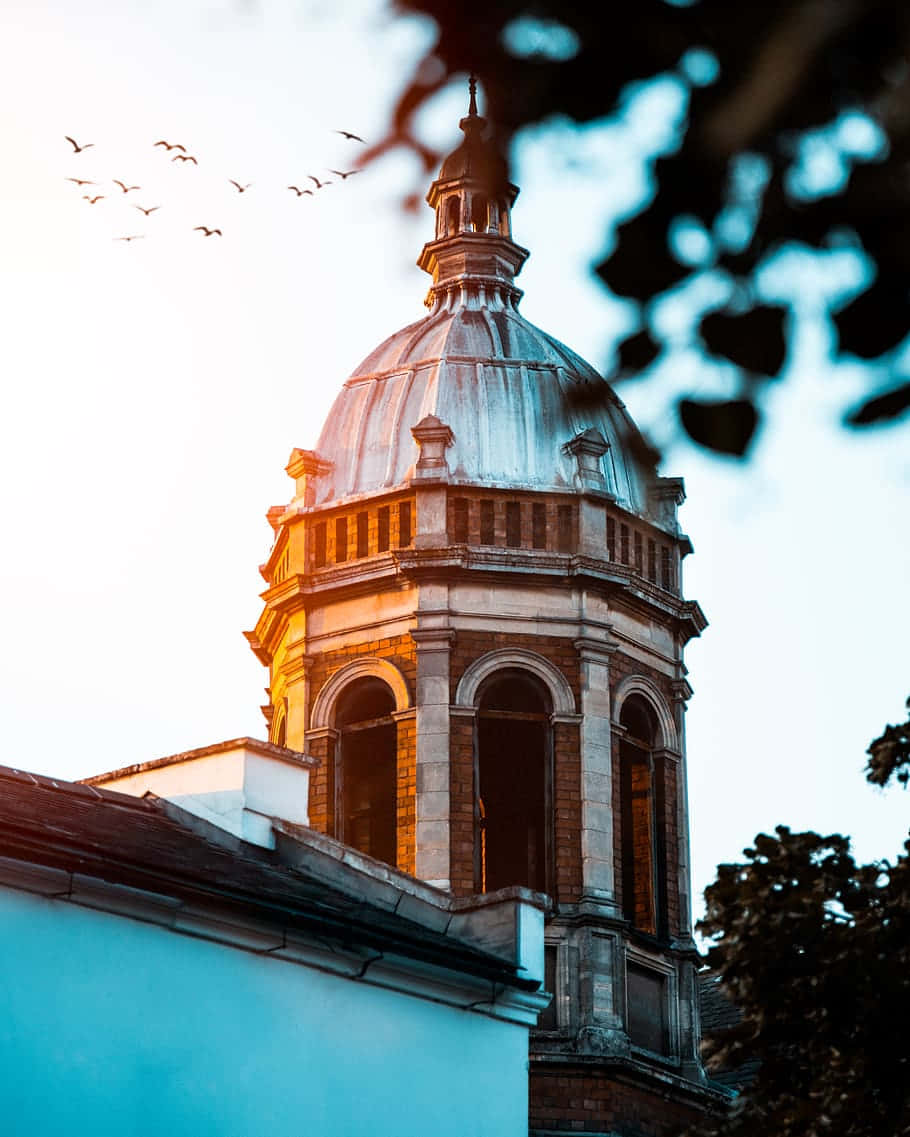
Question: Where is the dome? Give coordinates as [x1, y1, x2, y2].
[314, 298, 658, 514]
[311, 85, 661, 522]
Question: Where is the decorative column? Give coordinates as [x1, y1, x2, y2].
[574, 635, 621, 911]
[412, 612, 455, 890]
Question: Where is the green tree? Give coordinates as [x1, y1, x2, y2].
[371, 0, 910, 455]
[689, 698, 910, 1136]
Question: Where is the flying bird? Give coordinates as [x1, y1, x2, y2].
[154, 140, 186, 151]
[82, 194, 104, 204]
[133, 204, 160, 216]
[307, 175, 332, 189]
[65, 135, 94, 153]
[334, 130, 365, 143]
[229, 180, 252, 193]
[193, 226, 222, 237]
[65, 177, 95, 186]
[287, 186, 314, 197]
[172, 154, 198, 164]
[328, 168, 361, 180]
[114, 235, 144, 242]
[113, 180, 141, 193]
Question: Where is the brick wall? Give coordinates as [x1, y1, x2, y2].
[530, 1066, 704, 1135]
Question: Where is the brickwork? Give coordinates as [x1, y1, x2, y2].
[306, 494, 416, 571]
[447, 490, 577, 553]
[306, 635, 417, 873]
[529, 1066, 705, 1135]
[449, 714, 475, 895]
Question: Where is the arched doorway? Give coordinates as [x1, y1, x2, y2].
[475, 671, 552, 894]
[619, 695, 665, 937]
[335, 677, 397, 867]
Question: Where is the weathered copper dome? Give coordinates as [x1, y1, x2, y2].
[312, 87, 663, 522]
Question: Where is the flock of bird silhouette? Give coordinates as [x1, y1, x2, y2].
[63, 130, 366, 243]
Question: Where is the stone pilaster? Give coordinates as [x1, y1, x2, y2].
[412, 617, 455, 889]
[574, 635, 621, 910]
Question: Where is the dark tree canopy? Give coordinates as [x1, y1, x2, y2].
[369, 0, 910, 455]
[688, 697, 910, 1137]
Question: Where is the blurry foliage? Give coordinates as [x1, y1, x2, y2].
[686, 696, 910, 1136]
[368, 0, 910, 455]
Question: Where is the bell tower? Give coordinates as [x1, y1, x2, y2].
[247, 84, 718, 1135]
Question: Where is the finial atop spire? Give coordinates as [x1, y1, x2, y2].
[460, 73, 485, 134]
[468, 73, 478, 118]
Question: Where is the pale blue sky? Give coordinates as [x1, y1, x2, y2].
[1, 0, 907, 918]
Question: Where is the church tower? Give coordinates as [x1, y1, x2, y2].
[247, 84, 715, 1133]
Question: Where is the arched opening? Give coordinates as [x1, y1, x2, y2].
[272, 710, 287, 748]
[445, 195, 460, 236]
[335, 677, 397, 867]
[619, 696, 665, 937]
[475, 670, 552, 894]
[470, 194, 488, 233]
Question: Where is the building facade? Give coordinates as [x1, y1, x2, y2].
[247, 90, 722, 1134]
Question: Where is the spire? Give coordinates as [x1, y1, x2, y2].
[417, 77, 529, 311]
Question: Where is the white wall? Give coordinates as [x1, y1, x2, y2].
[0, 886, 529, 1137]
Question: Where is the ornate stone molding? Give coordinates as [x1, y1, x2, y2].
[611, 674, 679, 752]
[455, 648, 576, 715]
[310, 658, 411, 729]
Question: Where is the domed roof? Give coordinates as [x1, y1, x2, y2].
[311, 89, 661, 521]
[313, 296, 658, 515]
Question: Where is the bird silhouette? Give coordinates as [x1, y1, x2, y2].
[66, 177, 96, 186]
[114, 235, 144, 242]
[194, 226, 222, 237]
[173, 154, 198, 164]
[334, 130, 365, 143]
[133, 204, 160, 216]
[113, 180, 141, 193]
[287, 186, 314, 197]
[154, 140, 186, 151]
[229, 180, 252, 193]
[328, 168, 361, 180]
[65, 135, 94, 153]
[83, 195, 104, 204]
[307, 175, 332, 189]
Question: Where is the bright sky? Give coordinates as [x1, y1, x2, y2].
[2, 0, 907, 921]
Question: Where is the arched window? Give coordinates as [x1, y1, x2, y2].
[475, 671, 552, 894]
[619, 696, 666, 937]
[446, 196, 460, 236]
[470, 194, 488, 233]
[272, 710, 287, 748]
[335, 677, 397, 867]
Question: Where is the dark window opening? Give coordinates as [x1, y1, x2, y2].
[627, 964, 669, 1055]
[634, 530, 643, 573]
[446, 195, 460, 235]
[453, 497, 469, 543]
[313, 521, 327, 569]
[557, 505, 572, 553]
[377, 506, 390, 552]
[607, 516, 616, 561]
[356, 511, 369, 558]
[620, 523, 630, 565]
[506, 501, 521, 548]
[398, 501, 412, 548]
[536, 945, 560, 1031]
[470, 194, 488, 233]
[661, 546, 674, 591]
[532, 503, 547, 549]
[336, 678, 397, 867]
[335, 516, 348, 563]
[480, 500, 495, 545]
[498, 200, 510, 236]
[620, 696, 665, 938]
[647, 538, 657, 583]
[476, 671, 552, 895]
